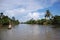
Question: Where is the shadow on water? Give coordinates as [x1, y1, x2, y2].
[0, 25, 9, 29]
[52, 25, 60, 28]
[0, 25, 16, 30]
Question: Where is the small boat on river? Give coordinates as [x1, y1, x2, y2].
[8, 24, 12, 29]
[8, 20, 12, 29]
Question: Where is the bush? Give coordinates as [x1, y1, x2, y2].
[53, 15, 60, 25]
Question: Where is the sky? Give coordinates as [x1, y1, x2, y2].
[0, 0, 60, 22]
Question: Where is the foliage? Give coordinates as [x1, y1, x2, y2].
[36, 20, 41, 24]
[26, 19, 36, 24]
[2, 16, 9, 25]
[24, 10, 60, 25]
[53, 15, 60, 25]
[0, 12, 20, 25]
[45, 10, 52, 20]
[0, 9, 60, 26]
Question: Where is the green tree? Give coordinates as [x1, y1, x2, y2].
[0, 12, 20, 25]
[36, 20, 41, 24]
[53, 15, 60, 25]
[12, 16, 15, 21]
[45, 10, 52, 20]
[26, 18, 36, 24]
[2, 16, 9, 25]
[0, 12, 4, 19]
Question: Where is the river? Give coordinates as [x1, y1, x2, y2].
[0, 24, 60, 40]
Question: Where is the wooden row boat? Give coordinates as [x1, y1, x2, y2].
[8, 24, 12, 29]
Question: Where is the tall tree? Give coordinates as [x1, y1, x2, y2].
[12, 16, 15, 21]
[0, 12, 3, 19]
[45, 10, 52, 20]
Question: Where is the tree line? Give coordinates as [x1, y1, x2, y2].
[25, 10, 60, 25]
[0, 12, 20, 25]
[0, 10, 60, 25]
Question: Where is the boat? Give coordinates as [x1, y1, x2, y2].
[8, 24, 12, 29]
[8, 20, 12, 29]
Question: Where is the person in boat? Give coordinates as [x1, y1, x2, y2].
[8, 24, 12, 29]
[8, 20, 12, 29]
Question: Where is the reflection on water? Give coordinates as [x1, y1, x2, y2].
[0, 24, 60, 40]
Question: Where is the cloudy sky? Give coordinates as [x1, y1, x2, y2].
[0, 0, 60, 22]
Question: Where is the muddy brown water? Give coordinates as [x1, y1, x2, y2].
[0, 24, 60, 40]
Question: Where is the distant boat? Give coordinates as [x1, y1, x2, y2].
[8, 24, 12, 29]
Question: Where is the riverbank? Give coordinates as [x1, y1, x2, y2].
[0, 12, 20, 26]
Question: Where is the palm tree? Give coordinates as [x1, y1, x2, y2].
[12, 16, 15, 21]
[45, 10, 52, 20]
[0, 12, 3, 19]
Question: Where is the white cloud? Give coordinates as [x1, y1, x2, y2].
[0, 0, 59, 22]
[4, 8, 26, 17]
[0, 0, 58, 11]
[19, 12, 45, 22]
[28, 12, 40, 20]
